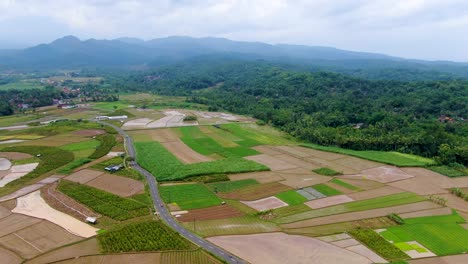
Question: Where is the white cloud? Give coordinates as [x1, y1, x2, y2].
[0, 0, 467, 60]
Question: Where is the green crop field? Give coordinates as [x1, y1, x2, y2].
[330, 178, 360, 191]
[178, 126, 258, 158]
[429, 165, 468, 177]
[272, 204, 311, 217]
[160, 184, 222, 210]
[220, 123, 293, 146]
[312, 184, 342, 196]
[88, 134, 116, 159]
[60, 139, 100, 152]
[379, 211, 468, 255]
[98, 220, 194, 252]
[276, 190, 308, 205]
[182, 216, 280, 237]
[349, 229, 408, 261]
[135, 141, 268, 181]
[301, 143, 435, 167]
[58, 180, 148, 221]
[275, 192, 425, 224]
[207, 179, 258, 193]
[0, 114, 39, 127]
[312, 167, 342, 176]
[57, 158, 92, 174]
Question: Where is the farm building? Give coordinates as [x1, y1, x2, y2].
[108, 115, 128, 120]
[105, 164, 124, 172]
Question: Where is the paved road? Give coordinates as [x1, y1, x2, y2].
[99, 122, 246, 264]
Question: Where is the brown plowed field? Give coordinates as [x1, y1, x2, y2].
[65, 169, 104, 184]
[0, 214, 42, 237]
[279, 173, 330, 188]
[85, 173, 144, 197]
[25, 238, 99, 264]
[401, 167, 458, 188]
[0, 233, 41, 259]
[388, 177, 448, 195]
[409, 254, 468, 264]
[52, 253, 162, 264]
[0, 247, 21, 264]
[336, 177, 384, 190]
[273, 146, 314, 158]
[72, 129, 105, 136]
[252, 145, 283, 156]
[0, 204, 11, 219]
[348, 186, 403, 201]
[161, 141, 213, 164]
[218, 182, 292, 201]
[289, 147, 347, 160]
[360, 166, 414, 183]
[274, 154, 320, 170]
[399, 207, 453, 219]
[177, 205, 244, 222]
[281, 201, 441, 229]
[435, 194, 468, 213]
[246, 154, 297, 171]
[228, 171, 284, 183]
[332, 157, 381, 171]
[147, 128, 179, 142]
[0, 152, 32, 160]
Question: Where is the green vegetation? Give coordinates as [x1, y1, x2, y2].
[88, 134, 116, 159]
[179, 126, 259, 158]
[312, 183, 342, 196]
[220, 123, 293, 146]
[430, 165, 468, 177]
[183, 115, 198, 121]
[312, 167, 342, 176]
[302, 144, 435, 167]
[91, 156, 143, 181]
[0, 146, 74, 188]
[276, 192, 425, 224]
[380, 211, 468, 255]
[349, 229, 408, 261]
[394, 242, 427, 253]
[183, 174, 230, 183]
[271, 204, 311, 217]
[450, 188, 468, 200]
[207, 179, 258, 193]
[57, 158, 92, 174]
[159, 184, 222, 210]
[60, 139, 100, 152]
[275, 190, 308, 205]
[330, 178, 360, 191]
[98, 220, 193, 252]
[135, 141, 268, 181]
[182, 216, 280, 237]
[388, 213, 405, 225]
[108, 109, 135, 118]
[58, 180, 148, 221]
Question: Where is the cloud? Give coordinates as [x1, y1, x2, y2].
[0, 0, 467, 60]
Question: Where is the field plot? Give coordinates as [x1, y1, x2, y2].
[12, 191, 98, 237]
[305, 195, 354, 209]
[161, 141, 213, 163]
[276, 190, 309, 205]
[24, 238, 99, 264]
[0, 247, 21, 264]
[176, 205, 244, 222]
[0, 152, 32, 160]
[85, 173, 144, 197]
[182, 216, 280, 237]
[208, 232, 373, 264]
[207, 179, 258, 193]
[246, 154, 297, 171]
[349, 229, 408, 261]
[0, 162, 39, 187]
[72, 129, 106, 136]
[312, 184, 343, 196]
[359, 166, 414, 183]
[218, 182, 292, 201]
[54, 253, 162, 264]
[379, 212, 468, 256]
[242, 196, 288, 211]
[409, 254, 468, 264]
[17, 134, 89, 147]
[161, 250, 222, 264]
[60, 139, 100, 152]
[64, 169, 104, 184]
[228, 171, 284, 183]
[160, 184, 222, 210]
[348, 186, 404, 201]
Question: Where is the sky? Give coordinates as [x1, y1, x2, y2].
[0, 0, 468, 61]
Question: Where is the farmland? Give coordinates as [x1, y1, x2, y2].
[275, 190, 308, 205]
[349, 229, 408, 261]
[160, 183, 222, 210]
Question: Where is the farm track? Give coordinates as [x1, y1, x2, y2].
[98, 121, 246, 264]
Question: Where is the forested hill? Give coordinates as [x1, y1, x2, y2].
[112, 61, 468, 164]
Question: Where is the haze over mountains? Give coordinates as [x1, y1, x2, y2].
[1, 35, 467, 80]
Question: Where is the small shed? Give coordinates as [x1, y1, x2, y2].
[86, 217, 97, 224]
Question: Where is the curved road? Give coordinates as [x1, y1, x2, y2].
[99, 122, 246, 264]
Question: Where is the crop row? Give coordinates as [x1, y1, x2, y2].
[349, 229, 408, 261]
[88, 134, 116, 159]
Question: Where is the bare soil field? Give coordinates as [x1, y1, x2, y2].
[399, 207, 453, 219]
[388, 177, 448, 195]
[41, 183, 99, 221]
[65, 169, 104, 184]
[0, 213, 42, 237]
[72, 129, 105, 136]
[0, 233, 42, 259]
[53, 253, 162, 264]
[25, 238, 99, 264]
[273, 146, 315, 158]
[218, 182, 292, 201]
[0, 163, 39, 187]
[246, 154, 298, 171]
[348, 186, 403, 201]
[207, 232, 372, 264]
[435, 194, 468, 212]
[122, 118, 153, 129]
[228, 171, 284, 183]
[177, 205, 244, 222]
[409, 254, 468, 264]
[346, 244, 388, 263]
[0, 204, 12, 219]
[85, 173, 144, 197]
[161, 141, 213, 163]
[12, 191, 99, 237]
[274, 154, 321, 170]
[0, 158, 11, 170]
[402, 167, 468, 189]
[337, 177, 385, 190]
[0, 152, 32, 160]
[242, 196, 288, 211]
[332, 157, 382, 171]
[0, 183, 45, 202]
[360, 166, 414, 183]
[18, 135, 88, 147]
[278, 172, 330, 188]
[307, 158, 361, 175]
[252, 145, 283, 156]
[285, 146, 348, 160]
[305, 195, 354, 209]
[0, 247, 22, 264]
[331, 238, 360, 247]
[282, 201, 441, 229]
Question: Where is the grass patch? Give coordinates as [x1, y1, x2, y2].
[276, 190, 308, 205]
[207, 179, 258, 193]
[313, 167, 342, 176]
[349, 229, 408, 261]
[89, 134, 116, 159]
[135, 141, 268, 181]
[330, 178, 360, 191]
[58, 180, 148, 221]
[183, 174, 230, 183]
[220, 123, 293, 146]
[60, 139, 100, 152]
[380, 211, 468, 256]
[312, 184, 342, 196]
[301, 143, 435, 167]
[98, 220, 194, 252]
[57, 158, 92, 174]
[159, 184, 222, 210]
[275, 192, 425, 224]
[429, 165, 468, 177]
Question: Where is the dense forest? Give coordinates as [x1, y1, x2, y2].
[111, 61, 468, 165]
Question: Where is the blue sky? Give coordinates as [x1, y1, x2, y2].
[1, 0, 467, 61]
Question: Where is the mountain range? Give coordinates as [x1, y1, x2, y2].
[1, 35, 467, 80]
